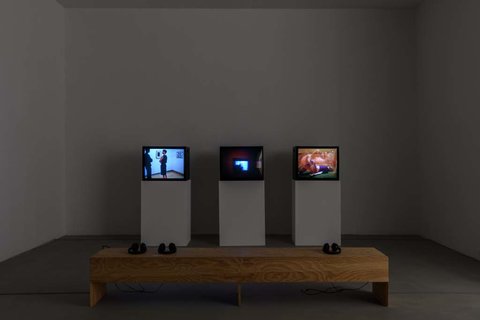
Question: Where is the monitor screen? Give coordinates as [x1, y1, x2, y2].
[294, 147, 339, 180]
[234, 159, 249, 172]
[142, 146, 190, 181]
[220, 147, 264, 180]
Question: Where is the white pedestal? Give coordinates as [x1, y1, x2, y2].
[141, 181, 191, 246]
[219, 181, 266, 246]
[292, 180, 341, 246]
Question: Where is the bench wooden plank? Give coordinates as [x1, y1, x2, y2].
[92, 247, 384, 258]
[90, 247, 389, 307]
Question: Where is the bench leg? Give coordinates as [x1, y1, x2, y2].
[372, 282, 388, 306]
[237, 284, 242, 306]
[90, 282, 106, 307]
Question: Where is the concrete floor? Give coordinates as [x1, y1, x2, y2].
[0, 235, 479, 320]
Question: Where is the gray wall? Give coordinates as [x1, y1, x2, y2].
[2, 1, 479, 261]
[0, 0, 65, 261]
[417, 0, 480, 260]
[65, 9, 418, 236]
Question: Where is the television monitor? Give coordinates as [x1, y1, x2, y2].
[220, 146, 264, 181]
[294, 146, 339, 180]
[142, 146, 190, 181]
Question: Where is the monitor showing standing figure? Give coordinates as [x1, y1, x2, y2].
[142, 146, 190, 181]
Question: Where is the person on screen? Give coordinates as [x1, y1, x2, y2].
[299, 151, 329, 175]
[159, 149, 168, 179]
[143, 148, 153, 179]
[298, 150, 337, 176]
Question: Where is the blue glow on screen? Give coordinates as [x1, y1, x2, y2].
[234, 160, 249, 171]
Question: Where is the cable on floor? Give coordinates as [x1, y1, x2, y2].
[114, 283, 163, 293]
[301, 282, 370, 295]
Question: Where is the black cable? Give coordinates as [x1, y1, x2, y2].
[301, 282, 370, 295]
[115, 283, 138, 293]
[114, 283, 163, 294]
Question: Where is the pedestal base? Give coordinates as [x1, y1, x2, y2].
[141, 181, 191, 246]
[219, 181, 265, 246]
[293, 180, 341, 246]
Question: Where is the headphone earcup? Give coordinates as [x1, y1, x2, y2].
[322, 243, 330, 254]
[128, 242, 148, 255]
[322, 243, 341, 255]
[168, 243, 177, 254]
[158, 243, 166, 254]
[331, 243, 341, 254]
[128, 243, 139, 254]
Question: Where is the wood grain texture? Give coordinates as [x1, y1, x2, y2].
[89, 282, 106, 307]
[90, 247, 389, 307]
[92, 247, 383, 259]
[91, 247, 388, 284]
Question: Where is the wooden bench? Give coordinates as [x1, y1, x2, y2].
[90, 247, 389, 307]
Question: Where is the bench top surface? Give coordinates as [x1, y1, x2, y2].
[92, 247, 387, 260]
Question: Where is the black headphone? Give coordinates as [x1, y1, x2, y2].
[158, 243, 177, 255]
[128, 242, 147, 255]
[323, 243, 341, 255]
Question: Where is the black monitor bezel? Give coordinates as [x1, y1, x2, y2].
[220, 146, 265, 181]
